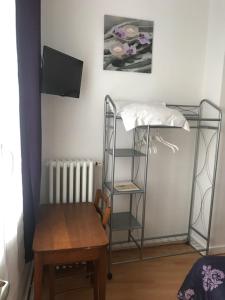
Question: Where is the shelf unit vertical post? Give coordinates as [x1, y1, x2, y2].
[140, 125, 150, 259]
[102, 97, 107, 193]
[204, 100, 222, 254]
[108, 98, 117, 276]
[187, 100, 222, 255]
[128, 127, 136, 242]
[187, 105, 201, 245]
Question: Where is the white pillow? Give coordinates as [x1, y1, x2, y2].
[114, 102, 189, 131]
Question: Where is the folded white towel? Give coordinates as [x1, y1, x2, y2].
[112, 101, 190, 131]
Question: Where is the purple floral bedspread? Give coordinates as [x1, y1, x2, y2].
[177, 256, 225, 300]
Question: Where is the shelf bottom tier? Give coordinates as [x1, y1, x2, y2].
[111, 212, 142, 231]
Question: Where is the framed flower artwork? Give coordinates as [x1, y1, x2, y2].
[104, 15, 154, 73]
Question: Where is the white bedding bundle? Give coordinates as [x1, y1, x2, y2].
[112, 101, 190, 131]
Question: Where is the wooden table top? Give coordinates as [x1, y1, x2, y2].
[33, 203, 108, 252]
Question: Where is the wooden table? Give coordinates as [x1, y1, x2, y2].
[33, 203, 108, 300]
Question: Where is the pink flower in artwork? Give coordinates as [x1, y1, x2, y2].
[138, 32, 151, 45]
[113, 26, 126, 39]
[123, 43, 137, 56]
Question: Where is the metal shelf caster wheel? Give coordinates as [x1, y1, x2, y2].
[107, 272, 112, 280]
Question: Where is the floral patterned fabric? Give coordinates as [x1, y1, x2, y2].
[178, 256, 225, 300]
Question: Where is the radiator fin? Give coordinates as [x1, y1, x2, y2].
[48, 160, 94, 204]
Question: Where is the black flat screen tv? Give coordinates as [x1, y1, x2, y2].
[41, 46, 83, 98]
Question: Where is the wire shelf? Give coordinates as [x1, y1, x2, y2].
[104, 181, 144, 195]
[111, 212, 142, 231]
[106, 148, 146, 157]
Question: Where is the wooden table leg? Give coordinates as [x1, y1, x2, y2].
[48, 265, 55, 300]
[97, 248, 107, 300]
[93, 261, 99, 300]
[34, 252, 43, 300]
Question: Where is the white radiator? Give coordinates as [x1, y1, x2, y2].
[48, 160, 94, 204]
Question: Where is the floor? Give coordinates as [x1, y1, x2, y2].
[38, 245, 200, 300]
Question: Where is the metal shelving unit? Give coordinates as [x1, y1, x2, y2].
[103, 95, 222, 278]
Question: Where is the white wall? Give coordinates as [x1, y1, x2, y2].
[41, 0, 210, 239]
[202, 0, 225, 105]
[201, 0, 225, 251]
[201, 0, 225, 252]
[211, 57, 225, 252]
[41, 0, 208, 159]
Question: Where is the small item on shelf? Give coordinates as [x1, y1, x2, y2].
[114, 181, 140, 192]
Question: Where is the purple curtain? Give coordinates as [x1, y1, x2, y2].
[16, 0, 41, 262]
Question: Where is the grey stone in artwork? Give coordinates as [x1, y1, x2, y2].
[104, 15, 154, 74]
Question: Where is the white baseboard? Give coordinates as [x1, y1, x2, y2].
[112, 237, 225, 256]
[209, 245, 225, 255]
[112, 236, 188, 251]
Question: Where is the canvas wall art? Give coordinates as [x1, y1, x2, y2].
[104, 15, 154, 73]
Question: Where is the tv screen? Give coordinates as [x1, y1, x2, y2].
[41, 46, 83, 98]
